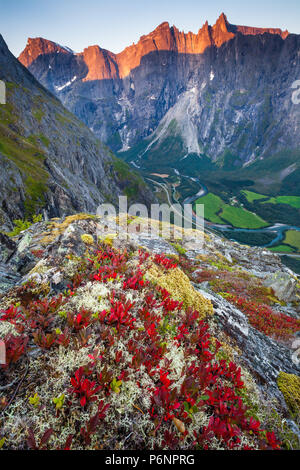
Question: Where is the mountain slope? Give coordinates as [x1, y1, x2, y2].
[0, 34, 153, 231]
[18, 13, 299, 170]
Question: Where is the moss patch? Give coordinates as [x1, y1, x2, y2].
[41, 214, 96, 246]
[146, 265, 213, 319]
[277, 371, 300, 416]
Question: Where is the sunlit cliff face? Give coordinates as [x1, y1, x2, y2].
[19, 13, 289, 81]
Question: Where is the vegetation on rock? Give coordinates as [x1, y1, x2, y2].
[0, 215, 299, 450]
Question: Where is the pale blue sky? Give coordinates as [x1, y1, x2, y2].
[1, 0, 300, 57]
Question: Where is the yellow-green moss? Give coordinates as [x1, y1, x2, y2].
[277, 371, 300, 415]
[146, 265, 213, 319]
[81, 234, 94, 245]
[98, 233, 117, 247]
[41, 214, 95, 246]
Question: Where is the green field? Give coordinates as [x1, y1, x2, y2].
[195, 193, 224, 223]
[241, 190, 268, 203]
[283, 230, 300, 251]
[268, 244, 295, 253]
[220, 206, 268, 229]
[195, 193, 268, 228]
[263, 195, 300, 209]
[242, 190, 300, 210]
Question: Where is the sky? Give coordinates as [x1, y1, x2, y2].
[1, 0, 300, 57]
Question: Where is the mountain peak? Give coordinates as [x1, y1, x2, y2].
[81, 45, 118, 81]
[218, 12, 229, 27]
[212, 12, 234, 47]
[19, 37, 73, 67]
[19, 14, 291, 78]
[156, 21, 170, 30]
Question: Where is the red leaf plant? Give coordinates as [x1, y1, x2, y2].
[123, 270, 146, 290]
[80, 401, 110, 446]
[99, 296, 136, 331]
[2, 334, 29, 368]
[70, 366, 101, 407]
[154, 254, 177, 270]
[27, 428, 53, 450]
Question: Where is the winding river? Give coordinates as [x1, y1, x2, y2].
[182, 178, 300, 249]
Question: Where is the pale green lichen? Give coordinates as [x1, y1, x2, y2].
[0, 320, 19, 339]
[63, 281, 111, 313]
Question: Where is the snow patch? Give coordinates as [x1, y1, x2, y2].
[54, 42, 74, 54]
[55, 76, 77, 91]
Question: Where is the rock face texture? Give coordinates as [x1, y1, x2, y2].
[19, 13, 300, 174]
[197, 288, 300, 405]
[0, 35, 154, 231]
[263, 272, 297, 302]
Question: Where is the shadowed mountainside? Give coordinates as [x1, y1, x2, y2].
[0, 34, 154, 231]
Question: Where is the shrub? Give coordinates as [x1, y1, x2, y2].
[6, 214, 43, 237]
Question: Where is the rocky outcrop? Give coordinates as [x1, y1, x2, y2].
[197, 288, 300, 404]
[263, 272, 297, 302]
[1, 214, 299, 397]
[0, 214, 299, 449]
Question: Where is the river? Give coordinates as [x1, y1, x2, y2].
[182, 180, 300, 248]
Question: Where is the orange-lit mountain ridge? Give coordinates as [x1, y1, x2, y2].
[19, 13, 289, 80]
[18, 12, 299, 175]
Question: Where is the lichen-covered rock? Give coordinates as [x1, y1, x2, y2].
[17, 233, 32, 254]
[0, 233, 16, 263]
[197, 288, 300, 406]
[263, 272, 296, 302]
[196, 288, 249, 337]
[0, 264, 20, 294]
